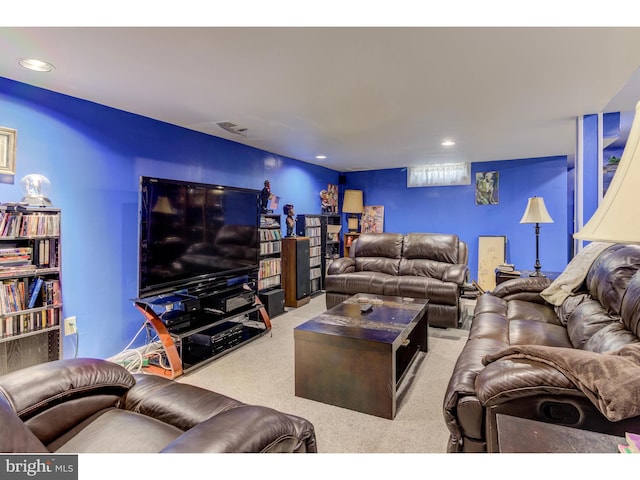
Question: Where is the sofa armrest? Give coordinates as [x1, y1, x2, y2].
[160, 405, 317, 453]
[443, 264, 470, 285]
[327, 257, 356, 275]
[491, 276, 551, 303]
[476, 358, 578, 406]
[0, 358, 134, 418]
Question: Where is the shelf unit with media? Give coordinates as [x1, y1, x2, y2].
[321, 214, 341, 289]
[258, 213, 282, 293]
[0, 206, 62, 375]
[296, 214, 322, 295]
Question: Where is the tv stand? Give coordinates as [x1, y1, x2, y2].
[134, 278, 271, 378]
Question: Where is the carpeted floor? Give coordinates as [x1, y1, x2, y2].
[177, 293, 472, 453]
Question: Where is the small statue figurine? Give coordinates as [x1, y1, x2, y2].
[283, 204, 295, 237]
[320, 189, 331, 213]
[260, 180, 272, 213]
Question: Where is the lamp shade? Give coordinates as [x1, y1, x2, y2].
[342, 189, 364, 214]
[520, 197, 554, 224]
[575, 100, 640, 243]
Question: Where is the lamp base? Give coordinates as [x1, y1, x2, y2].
[20, 196, 52, 207]
[528, 270, 546, 277]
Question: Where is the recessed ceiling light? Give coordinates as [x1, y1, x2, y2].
[18, 58, 55, 72]
[441, 140, 456, 147]
[315, 155, 327, 160]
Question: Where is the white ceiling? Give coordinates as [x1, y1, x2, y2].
[2, 27, 640, 172]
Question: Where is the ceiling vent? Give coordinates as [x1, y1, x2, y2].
[216, 121, 248, 137]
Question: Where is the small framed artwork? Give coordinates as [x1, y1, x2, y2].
[475, 171, 499, 205]
[361, 205, 384, 233]
[0, 127, 17, 175]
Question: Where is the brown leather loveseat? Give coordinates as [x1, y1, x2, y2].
[325, 232, 469, 328]
[0, 358, 317, 453]
[443, 243, 640, 453]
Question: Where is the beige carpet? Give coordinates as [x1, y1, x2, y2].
[177, 293, 471, 453]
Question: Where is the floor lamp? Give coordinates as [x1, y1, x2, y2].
[520, 196, 554, 277]
[575, 100, 640, 245]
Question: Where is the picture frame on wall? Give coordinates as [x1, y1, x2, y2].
[0, 127, 17, 175]
[475, 171, 499, 205]
[361, 205, 384, 233]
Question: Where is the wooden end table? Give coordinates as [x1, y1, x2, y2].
[496, 414, 625, 453]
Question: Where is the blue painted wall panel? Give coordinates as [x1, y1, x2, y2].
[344, 156, 568, 282]
[582, 114, 600, 224]
[0, 77, 339, 359]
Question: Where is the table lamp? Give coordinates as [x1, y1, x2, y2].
[342, 189, 364, 232]
[575, 100, 640, 244]
[520, 196, 554, 276]
[20, 174, 52, 206]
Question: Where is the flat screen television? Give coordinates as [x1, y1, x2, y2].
[138, 176, 260, 298]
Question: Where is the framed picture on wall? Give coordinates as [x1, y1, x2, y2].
[361, 205, 384, 233]
[475, 171, 499, 205]
[0, 126, 17, 175]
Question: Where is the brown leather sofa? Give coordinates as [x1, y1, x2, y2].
[0, 358, 317, 453]
[325, 232, 469, 328]
[443, 243, 640, 453]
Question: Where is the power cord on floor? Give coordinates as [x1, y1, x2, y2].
[107, 322, 165, 373]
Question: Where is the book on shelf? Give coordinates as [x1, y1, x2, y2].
[497, 270, 522, 277]
[27, 277, 44, 309]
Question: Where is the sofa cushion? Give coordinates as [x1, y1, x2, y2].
[353, 233, 403, 259]
[506, 299, 561, 325]
[508, 320, 572, 347]
[54, 409, 184, 453]
[621, 272, 640, 337]
[355, 257, 400, 276]
[398, 258, 449, 280]
[353, 233, 403, 276]
[555, 293, 591, 326]
[402, 233, 460, 263]
[566, 298, 623, 351]
[582, 322, 640, 353]
[382, 276, 459, 305]
[324, 271, 388, 296]
[586, 243, 640, 316]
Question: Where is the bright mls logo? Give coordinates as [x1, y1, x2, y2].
[1, 455, 78, 479]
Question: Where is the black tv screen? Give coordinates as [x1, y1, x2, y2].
[138, 176, 260, 298]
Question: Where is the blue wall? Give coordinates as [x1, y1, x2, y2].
[0, 77, 339, 359]
[343, 156, 569, 281]
[1, 76, 573, 359]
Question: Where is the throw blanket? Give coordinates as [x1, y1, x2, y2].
[484, 343, 640, 422]
[540, 242, 611, 306]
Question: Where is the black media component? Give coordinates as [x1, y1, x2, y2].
[259, 288, 285, 318]
[137, 176, 261, 298]
[211, 289, 255, 313]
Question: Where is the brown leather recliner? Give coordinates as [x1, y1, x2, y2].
[325, 232, 469, 328]
[443, 243, 640, 453]
[0, 358, 317, 453]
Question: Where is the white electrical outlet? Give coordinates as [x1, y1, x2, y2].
[64, 316, 77, 336]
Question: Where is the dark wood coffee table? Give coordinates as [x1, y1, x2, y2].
[294, 293, 428, 419]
